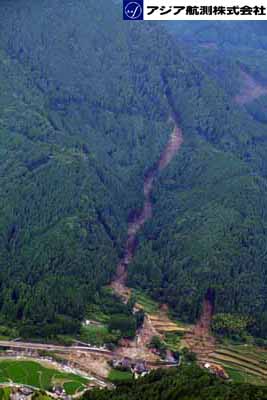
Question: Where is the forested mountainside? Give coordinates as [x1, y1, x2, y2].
[128, 23, 267, 337]
[166, 21, 267, 49]
[129, 133, 267, 336]
[85, 365, 267, 400]
[0, 0, 177, 334]
[1, 1, 267, 339]
[165, 22, 267, 103]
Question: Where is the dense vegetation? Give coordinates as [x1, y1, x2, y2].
[84, 365, 267, 400]
[80, 288, 144, 345]
[211, 313, 251, 341]
[1, 1, 267, 341]
[128, 22, 267, 338]
[0, 0, 175, 336]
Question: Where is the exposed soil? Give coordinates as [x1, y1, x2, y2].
[183, 289, 216, 359]
[115, 315, 159, 362]
[235, 70, 267, 105]
[108, 72, 267, 383]
[194, 288, 215, 337]
[65, 351, 112, 382]
[109, 71, 267, 381]
[111, 123, 183, 292]
[110, 119, 183, 361]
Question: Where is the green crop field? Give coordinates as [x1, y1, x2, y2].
[132, 290, 159, 314]
[221, 364, 267, 386]
[0, 388, 11, 400]
[108, 369, 133, 383]
[80, 324, 119, 346]
[208, 342, 267, 386]
[0, 360, 90, 395]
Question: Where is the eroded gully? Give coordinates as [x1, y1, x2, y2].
[111, 120, 183, 295]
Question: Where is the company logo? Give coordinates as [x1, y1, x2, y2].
[123, 0, 144, 20]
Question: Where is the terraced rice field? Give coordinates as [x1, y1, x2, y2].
[131, 290, 159, 313]
[131, 289, 190, 336]
[113, 287, 267, 386]
[182, 298, 267, 386]
[148, 313, 189, 334]
[223, 365, 266, 386]
[199, 345, 267, 385]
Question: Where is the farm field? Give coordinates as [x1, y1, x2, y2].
[223, 364, 267, 386]
[201, 343, 267, 385]
[148, 313, 190, 335]
[0, 387, 11, 400]
[131, 290, 159, 314]
[0, 360, 90, 395]
[108, 369, 133, 383]
[220, 343, 267, 363]
[131, 289, 191, 337]
[80, 324, 118, 347]
[112, 287, 267, 387]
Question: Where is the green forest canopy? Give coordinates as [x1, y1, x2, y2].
[0, 2, 267, 339]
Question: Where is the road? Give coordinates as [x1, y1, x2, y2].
[0, 340, 112, 356]
[0, 340, 177, 369]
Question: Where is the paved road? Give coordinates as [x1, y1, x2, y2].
[0, 340, 178, 368]
[0, 340, 112, 355]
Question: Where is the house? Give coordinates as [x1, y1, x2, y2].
[10, 393, 25, 400]
[133, 361, 148, 375]
[53, 385, 66, 396]
[19, 387, 33, 396]
[121, 357, 132, 370]
[111, 357, 132, 371]
[10, 387, 33, 400]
